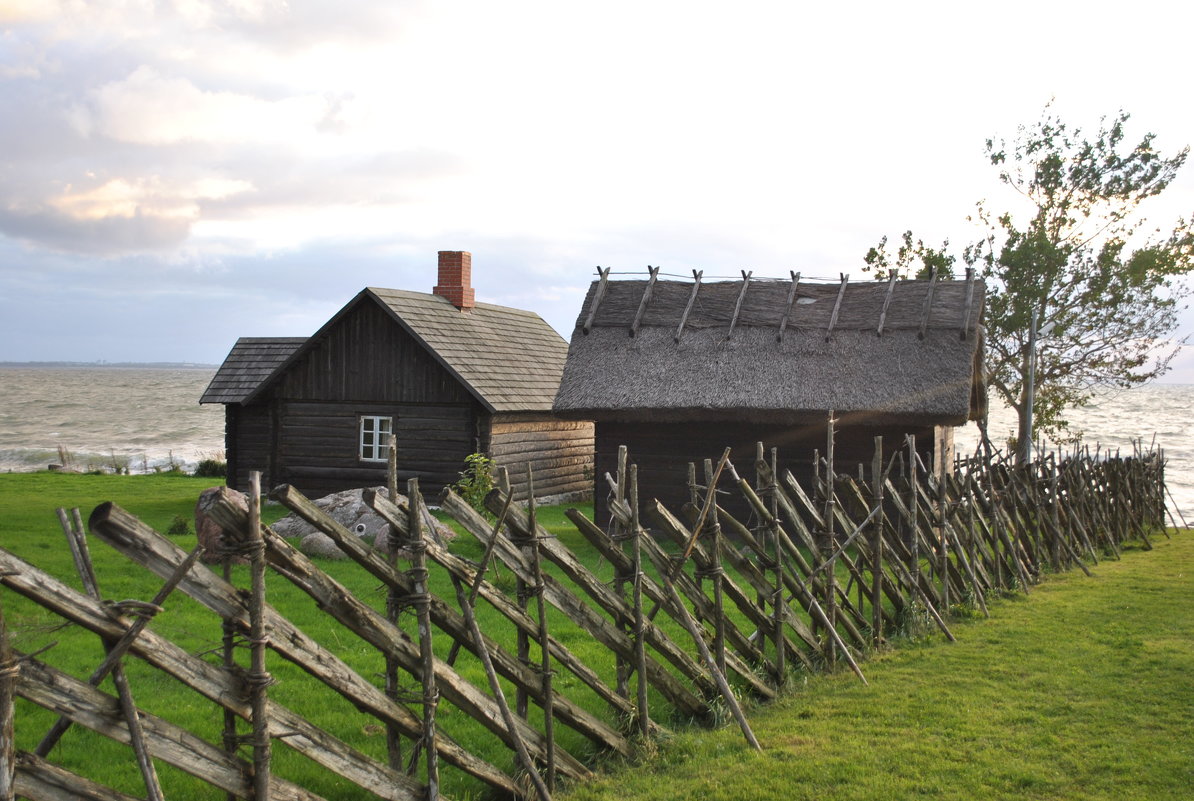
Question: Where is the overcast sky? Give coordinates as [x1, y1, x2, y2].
[3, 0, 1193, 380]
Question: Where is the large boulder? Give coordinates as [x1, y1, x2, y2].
[194, 486, 249, 563]
[270, 487, 455, 560]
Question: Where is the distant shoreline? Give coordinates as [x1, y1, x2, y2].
[0, 361, 217, 369]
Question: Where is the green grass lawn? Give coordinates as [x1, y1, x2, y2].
[564, 533, 1194, 801]
[0, 472, 644, 799]
[2, 472, 1190, 801]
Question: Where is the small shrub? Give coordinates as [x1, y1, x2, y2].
[194, 459, 227, 478]
[453, 452, 496, 513]
[166, 515, 191, 537]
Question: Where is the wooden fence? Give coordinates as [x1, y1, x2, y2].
[0, 429, 1179, 801]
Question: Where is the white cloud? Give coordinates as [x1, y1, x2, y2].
[71, 65, 328, 145]
[48, 174, 254, 221]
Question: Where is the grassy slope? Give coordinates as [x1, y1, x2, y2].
[565, 534, 1194, 801]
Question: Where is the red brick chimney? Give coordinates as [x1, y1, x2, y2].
[433, 250, 476, 310]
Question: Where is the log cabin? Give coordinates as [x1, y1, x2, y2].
[552, 269, 986, 524]
[201, 251, 593, 502]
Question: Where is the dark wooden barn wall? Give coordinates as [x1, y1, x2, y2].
[592, 420, 939, 527]
[486, 415, 594, 501]
[226, 403, 274, 492]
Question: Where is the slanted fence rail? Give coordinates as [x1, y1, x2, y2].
[0, 430, 1179, 801]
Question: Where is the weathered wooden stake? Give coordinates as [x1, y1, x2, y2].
[825, 411, 838, 670]
[449, 573, 551, 801]
[247, 471, 272, 801]
[906, 434, 920, 610]
[630, 465, 650, 739]
[871, 437, 884, 646]
[0, 585, 15, 801]
[407, 479, 439, 800]
[50, 508, 164, 801]
[384, 438, 404, 770]
[35, 539, 204, 757]
[220, 511, 238, 801]
[708, 469, 728, 680]
[655, 566, 762, 751]
[770, 446, 786, 684]
[525, 467, 557, 792]
[614, 446, 630, 701]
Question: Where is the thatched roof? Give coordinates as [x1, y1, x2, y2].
[553, 274, 986, 425]
[200, 337, 307, 404]
[201, 289, 568, 413]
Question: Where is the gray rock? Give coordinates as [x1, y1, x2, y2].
[273, 486, 454, 560]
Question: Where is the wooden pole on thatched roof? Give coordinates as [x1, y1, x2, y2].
[629, 266, 660, 337]
[919, 265, 939, 340]
[582, 267, 611, 335]
[726, 271, 752, 339]
[825, 274, 848, 341]
[876, 271, 898, 337]
[777, 271, 802, 342]
[674, 270, 703, 343]
[961, 267, 976, 340]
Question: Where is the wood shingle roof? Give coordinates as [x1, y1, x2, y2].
[200, 289, 568, 413]
[367, 288, 568, 413]
[199, 337, 307, 404]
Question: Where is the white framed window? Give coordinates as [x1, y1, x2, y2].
[359, 415, 393, 462]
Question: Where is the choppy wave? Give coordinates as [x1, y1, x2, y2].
[0, 366, 223, 474]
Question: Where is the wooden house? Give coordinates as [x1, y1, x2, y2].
[201, 251, 593, 501]
[552, 270, 986, 523]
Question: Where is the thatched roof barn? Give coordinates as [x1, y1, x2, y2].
[553, 270, 985, 521]
[202, 251, 593, 501]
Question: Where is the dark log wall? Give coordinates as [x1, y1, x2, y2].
[593, 420, 939, 527]
[226, 404, 274, 491]
[486, 415, 594, 501]
[276, 400, 475, 498]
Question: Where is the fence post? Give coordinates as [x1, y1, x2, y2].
[770, 446, 786, 685]
[825, 411, 838, 670]
[247, 471, 272, 801]
[0, 587, 15, 801]
[871, 437, 884, 647]
[384, 439, 404, 770]
[614, 446, 630, 702]
[221, 503, 239, 801]
[906, 434, 920, 611]
[629, 465, 650, 740]
[407, 479, 439, 800]
[524, 467, 556, 792]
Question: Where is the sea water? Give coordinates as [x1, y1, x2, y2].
[1, 365, 1191, 520]
[0, 366, 223, 474]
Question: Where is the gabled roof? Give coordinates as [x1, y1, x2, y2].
[366, 288, 568, 413]
[553, 275, 986, 425]
[201, 289, 568, 413]
[200, 337, 307, 404]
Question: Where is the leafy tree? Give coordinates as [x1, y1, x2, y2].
[866, 107, 1194, 461]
